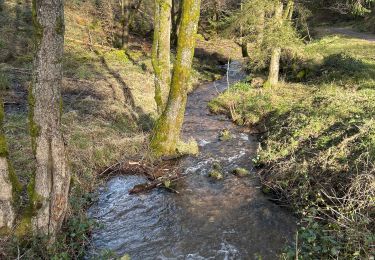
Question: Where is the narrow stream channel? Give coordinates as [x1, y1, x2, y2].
[87, 61, 296, 259]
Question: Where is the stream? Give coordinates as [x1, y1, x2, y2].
[87, 61, 296, 259]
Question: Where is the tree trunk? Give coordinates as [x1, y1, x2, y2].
[257, 9, 265, 46]
[268, 2, 283, 86]
[0, 101, 21, 233]
[240, 1, 249, 58]
[121, 0, 130, 48]
[283, 0, 294, 20]
[171, 0, 182, 47]
[152, 0, 172, 114]
[212, 0, 219, 34]
[30, 0, 70, 239]
[128, 0, 143, 29]
[150, 0, 201, 156]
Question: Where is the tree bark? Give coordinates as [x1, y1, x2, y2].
[268, 2, 283, 86]
[152, 0, 172, 114]
[30, 0, 70, 239]
[257, 9, 265, 46]
[240, 1, 249, 57]
[121, 0, 130, 48]
[150, 0, 201, 156]
[283, 0, 294, 20]
[128, 0, 143, 29]
[171, 0, 182, 47]
[0, 101, 21, 232]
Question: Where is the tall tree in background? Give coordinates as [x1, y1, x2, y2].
[30, 0, 70, 239]
[283, 0, 294, 20]
[239, 1, 249, 57]
[268, 1, 284, 85]
[152, 0, 172, 114]
[121, 0, 131, 47]
[0, 101, 21, 232]
[171, 0, 182, 47]
[151, 0, 201, 156]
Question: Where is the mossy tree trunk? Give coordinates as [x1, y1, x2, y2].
[121, 0, 130, 48]
[150, 0, 201, 156]
[30, 0, 70, 240]
[268, 1, 283, 86]
[152, 0, 172, 114]
[283, 0, 294, 20]
[0, 101, 21, 233]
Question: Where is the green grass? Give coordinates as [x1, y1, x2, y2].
[209, 35, 375, 259]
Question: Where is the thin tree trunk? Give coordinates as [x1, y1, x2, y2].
[121, 0, 130, 48]
[171, 0, 181, 47]
[212, 0, 219, 34]
[152, 0, 172, 114]
[128, 0, 143, 29]
[268, 2, 283, 86]
[0, 101, 21, 232]
[257, 9, 265, 46]
[283, 0, 294, 20]
[150, 0, 201, 156]
[288, 1, 294, 20]
[240, 1, 249, 58]
[30, 0, 70, 240]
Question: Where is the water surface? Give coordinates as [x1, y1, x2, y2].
[88, 61, 296, 259]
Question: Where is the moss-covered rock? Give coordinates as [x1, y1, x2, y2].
[232, 167, 250, 177]
[208, 169, 223, 180]
[176, 139, 199, 156]
[219, 129, 232, 141]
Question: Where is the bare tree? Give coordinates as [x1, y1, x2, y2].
[30, 0, 70, 240]
[121, 0, 131, 47]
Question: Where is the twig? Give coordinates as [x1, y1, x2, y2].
[226, 58, 231, 89]
[213, 82, 220, 94]
[295, 231, 298, 260]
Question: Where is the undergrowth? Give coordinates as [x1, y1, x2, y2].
[209, 35, 375, 259]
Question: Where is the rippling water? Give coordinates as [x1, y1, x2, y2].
[88, 61, 296, 259]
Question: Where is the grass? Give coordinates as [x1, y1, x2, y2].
[209, 34, 375, 259]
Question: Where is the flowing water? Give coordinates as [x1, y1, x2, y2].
[88, 61, 296, 259]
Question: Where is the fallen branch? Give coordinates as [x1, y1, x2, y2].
[129, 174, 185, 194]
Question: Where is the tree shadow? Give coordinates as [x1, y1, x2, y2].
[95, 50, 155, 131]
[282, 52, 375, 89]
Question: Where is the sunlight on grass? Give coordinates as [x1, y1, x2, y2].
[209, 35, 375, 258]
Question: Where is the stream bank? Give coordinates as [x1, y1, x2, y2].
[88, 61, 296, 259]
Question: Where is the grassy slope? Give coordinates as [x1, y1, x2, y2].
[0, 0, 241, 258]
[209, 35, 375, 258]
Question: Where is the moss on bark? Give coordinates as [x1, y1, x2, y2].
[152, 0, 172, 114]
[150, 0, 201, 156]
[268, 1, 284, 86]
[0, 100, 21, 231]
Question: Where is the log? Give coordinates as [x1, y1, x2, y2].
[129, 174, 183, 194]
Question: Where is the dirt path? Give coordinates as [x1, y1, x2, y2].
[321, 27, 375, 42]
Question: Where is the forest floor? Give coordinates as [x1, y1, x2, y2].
[317, 26, 375, 41]
[209, 29, 375, 258]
